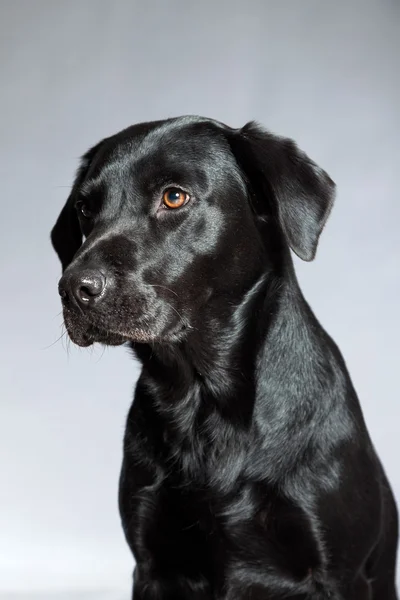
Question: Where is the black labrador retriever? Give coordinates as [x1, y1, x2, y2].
[51, 116, 398, 599]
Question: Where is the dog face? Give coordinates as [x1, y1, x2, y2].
[51, 116, 335, 347]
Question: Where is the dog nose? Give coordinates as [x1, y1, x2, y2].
[59, 270, 106, 306]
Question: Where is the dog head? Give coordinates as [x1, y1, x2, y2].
[51, 116, 335, 347]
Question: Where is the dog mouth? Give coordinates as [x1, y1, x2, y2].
[62, 309, 156, 347]
[68, 326, 129, 347]
[62, 308, 188, 347]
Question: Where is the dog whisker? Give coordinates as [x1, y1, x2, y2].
[42, 329, 68, 350]
[148, 284, 179, 297]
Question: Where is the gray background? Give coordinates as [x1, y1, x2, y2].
[0, 0, 399, 598]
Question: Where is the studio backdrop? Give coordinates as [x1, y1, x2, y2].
[0, 0, 398, 597]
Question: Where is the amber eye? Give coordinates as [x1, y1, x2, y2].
[162, 188, 189, 209]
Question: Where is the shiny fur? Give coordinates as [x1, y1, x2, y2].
[51, 116, 398, 599]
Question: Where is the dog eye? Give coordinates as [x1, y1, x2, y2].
[162, 188, 190, 209]
[76, 200, 93, 219]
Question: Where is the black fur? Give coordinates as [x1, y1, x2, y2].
[51, 116, 398, 599]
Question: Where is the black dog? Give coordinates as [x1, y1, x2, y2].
[51, 116, 398, 599]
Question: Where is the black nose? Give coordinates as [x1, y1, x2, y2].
[59, 270, 107, 307]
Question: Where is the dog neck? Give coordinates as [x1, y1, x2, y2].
[128, 258, 352, 489]
[130, 256, 334, 423]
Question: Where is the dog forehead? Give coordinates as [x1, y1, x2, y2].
[86, 120, 231, 191]
[114, 118, 228, 167]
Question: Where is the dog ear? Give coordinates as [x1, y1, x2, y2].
[51, 141, 104, 271]
[228, 122, 336, 261]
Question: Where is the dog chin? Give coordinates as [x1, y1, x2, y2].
[65, 320, 162, 347]
[67, 326, 127, 347]
[64, 313, 188, 347]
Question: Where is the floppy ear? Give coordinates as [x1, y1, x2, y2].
[51, 141, 104, 271]
[228, 122, 336, 261]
